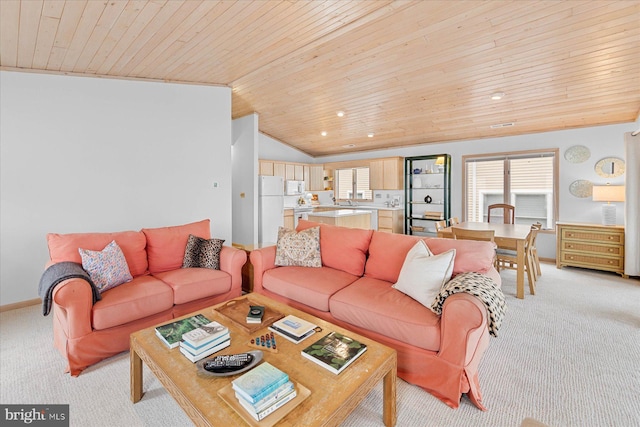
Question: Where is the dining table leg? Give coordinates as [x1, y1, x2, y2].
[516, 239, 525, 299]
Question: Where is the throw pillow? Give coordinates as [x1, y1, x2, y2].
[79, 240, 133, 293]
[182, 234, 225, 270]
[274, 226, 322, 267]
[392, 240, 456, 311]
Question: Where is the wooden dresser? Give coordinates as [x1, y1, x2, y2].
[556, 222, 626, 277]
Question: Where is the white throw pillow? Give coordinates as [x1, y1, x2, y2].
[392, 240, 456, 312]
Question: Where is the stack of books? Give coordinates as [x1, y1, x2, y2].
[268, 315, 317, 344]
[246, 305, 264, 324]
[179, 321, 231, 363]
[154, 314, 211, 348]
[301, 331, 367, 374]
[231, 362, 296, 421]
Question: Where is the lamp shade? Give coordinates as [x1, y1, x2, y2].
[435, 156, 445, 165]
[592, 185, 625, 202]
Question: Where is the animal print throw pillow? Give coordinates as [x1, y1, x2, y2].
[182, 234, 225, 270]
[275, 226, 322, 267]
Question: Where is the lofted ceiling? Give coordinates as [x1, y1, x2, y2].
[1, 0, 639, 157]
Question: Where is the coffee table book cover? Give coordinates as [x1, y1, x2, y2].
[232, 362, 290, 403]
[181, 321, 229, 347]
[301, 332, 367, 374]
[154, 314, 210, 348]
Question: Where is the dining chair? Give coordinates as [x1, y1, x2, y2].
[487, 203, 515, 224]
[434, 220, 447, 233]
[451, 227, 495, 242]
[496, 223, 540, 294]
[530, 222, 542, 278]
[448, 216, 460, 225]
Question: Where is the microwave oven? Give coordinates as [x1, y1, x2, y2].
[285, 180, 305, 195]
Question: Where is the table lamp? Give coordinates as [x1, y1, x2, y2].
[592, 184, 625, 225]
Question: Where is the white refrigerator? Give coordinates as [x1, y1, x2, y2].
[259, 175, 284, 244]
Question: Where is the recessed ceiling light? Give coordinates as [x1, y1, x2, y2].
[367, 133, 375, 138]
[342, 144, 356, 148]
[491, 92, 505, 100]
[321, 131, 327, 136]
[490, 122, 515, 128]
[337, 111, 345, 117]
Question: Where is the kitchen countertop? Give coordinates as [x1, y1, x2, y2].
[314, 204, 403, 211]
[308, 209, 372, 218]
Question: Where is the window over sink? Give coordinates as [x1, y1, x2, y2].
[335, 167, 373, 202]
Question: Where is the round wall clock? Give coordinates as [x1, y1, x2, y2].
[594, 157, 625, 178]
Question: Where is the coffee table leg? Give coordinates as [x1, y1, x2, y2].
[130, 346, 143, 403]
[383, 364, 397, 427]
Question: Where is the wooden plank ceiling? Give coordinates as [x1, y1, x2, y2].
[1, 0, 639, 157]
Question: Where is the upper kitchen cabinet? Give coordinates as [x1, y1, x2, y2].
[308, 165, 325, 191]
[405, 154, 451, 236]
[370, 157, 403, 190]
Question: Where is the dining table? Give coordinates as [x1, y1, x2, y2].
[437, 221, 533, 299]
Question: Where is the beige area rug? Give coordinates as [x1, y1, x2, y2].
[1, 263, 639, 426]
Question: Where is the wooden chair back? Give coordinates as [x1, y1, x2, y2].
[451, 227, 495, 242]
[448, 217, 460, 225]
[487, 203, 515, 224]
[434, 220, 447, 232]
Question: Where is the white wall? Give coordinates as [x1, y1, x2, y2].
[258, 133, 314, 163]
[232, 114, 259, 246]
[0, 71, 233, 305]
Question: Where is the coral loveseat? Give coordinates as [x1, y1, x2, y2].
[45, 219, 246, 376]
[250, 220, 500, 410]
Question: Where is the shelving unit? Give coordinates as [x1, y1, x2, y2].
[405, 154, 451, 236]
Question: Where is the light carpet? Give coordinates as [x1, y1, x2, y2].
[1, 264, 639, 427]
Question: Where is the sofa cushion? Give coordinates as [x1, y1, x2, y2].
[153, 268, 232, 305]
[424, 237, 497, 276]
[47, 230, 148, 277]
[297, 219, 373, 276]
[392, 241, 455, 311]
[275, 226, 321, 267]
[364, 231, 422, 282]
[79, 240, 133, 293]
[262, 266, 360, 312]
[182, 234, 225, 270]
[92, 275, 174, 330]
[330, 276, 442, 351]
[142, 219, 211, 274]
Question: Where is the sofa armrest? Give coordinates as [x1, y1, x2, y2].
[249, 246, 277, 293]
[438, 292, 488, 366]
[219, 246, 247, 294]
[51, 278, 95, 339]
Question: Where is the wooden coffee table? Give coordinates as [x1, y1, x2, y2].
[130, 294, 397, 426]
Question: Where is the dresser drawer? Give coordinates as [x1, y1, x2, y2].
[559, 252, 623, 271]
[560, 228, 624, 245]
[561, 241, 623, 257]
[378, 216, 393, 229]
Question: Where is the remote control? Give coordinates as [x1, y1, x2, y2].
[203, 353, 254, 373]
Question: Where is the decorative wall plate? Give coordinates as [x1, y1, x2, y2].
[594, 157, 625, 178]
[564, 145, 590, 163]
[569, 180, 593, 198]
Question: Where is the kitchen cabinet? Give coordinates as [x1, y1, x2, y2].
[556, 222, 626, 277]
[284, 208, 294, 230]
[308, 165, 325, 191]
[370, 157, 403, 190]
[273, 162, 286, 178]
[259, 161, 274, 176]
[405, 154, 451, 236]
[294, 164, 304, 181]
[378, 209, 403, 234]
[308, 209, 371, 230]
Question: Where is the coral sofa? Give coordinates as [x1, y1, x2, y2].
[45, 219, 246, 376]
[250, 220, 500, 410]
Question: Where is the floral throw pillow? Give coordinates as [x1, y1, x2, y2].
[79, 240, 133, 293]
[275, 226, 322, 267]
[182, 234, 225, 270]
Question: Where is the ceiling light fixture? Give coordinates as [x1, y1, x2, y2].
[490, 122, 515, 129]
[321, 131, 327, 136]
[337, 111, 345, 117]
[491, 92, 505, 100]
[367, 133, 375, 138]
